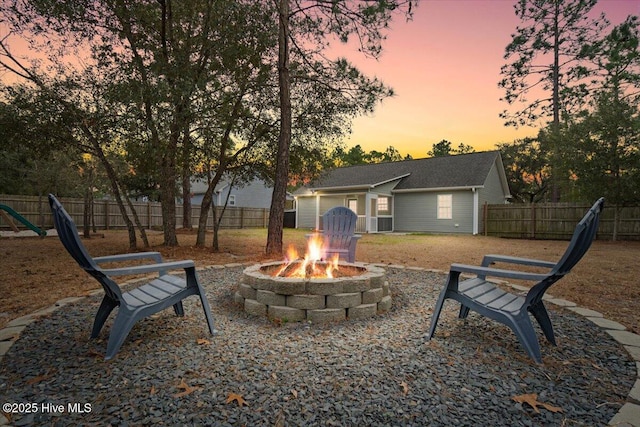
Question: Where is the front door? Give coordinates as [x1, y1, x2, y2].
[368, 196, 378, 233]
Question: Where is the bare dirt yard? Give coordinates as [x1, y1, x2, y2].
[1, 228, 638, 334]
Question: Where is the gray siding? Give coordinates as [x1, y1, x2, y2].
[477, 162, 509, 233]
[296, 195, 360, 229]
[191, 178, 275, 209]
[297, 197, 317, 229]
[320, 196, 347, 214]
[478, 163, 508, 205]
[219, 181, 272, 208]
[394, 191, 474, 233]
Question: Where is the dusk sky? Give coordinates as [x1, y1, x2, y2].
[1, 1, 637, 160]
[338, 0, 640, 159]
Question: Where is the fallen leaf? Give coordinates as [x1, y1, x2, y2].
[26, 369, 56, 385]
[85, 349, 103, 358]
[273, 409, 285, 427]
[196, 338, 211, 345]
[291, 389, 298, 398]
[226, 392, 248, 407]
[512, 393, 563, 414]
[150, 385, 156, 395]
[400, 381, 409, 395]
[174, 379, 201, 398]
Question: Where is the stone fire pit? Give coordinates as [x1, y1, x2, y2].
[234, 261, 390, 322]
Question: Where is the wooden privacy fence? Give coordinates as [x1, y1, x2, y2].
[483, 202, 640, 240]
[0, 195, 270, 231]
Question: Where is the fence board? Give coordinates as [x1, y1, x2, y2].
[0, 195, 269, 231]
[485, 202, 640, 241]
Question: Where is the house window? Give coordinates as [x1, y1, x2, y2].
[437, 194, 452, 219]
[347, 199, 357, 213]
[228, 195, 236, 206]
[377, 197, 389, 214]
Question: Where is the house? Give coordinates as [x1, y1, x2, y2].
[190, 176, 294, 209]
[293, 151, 511, 234]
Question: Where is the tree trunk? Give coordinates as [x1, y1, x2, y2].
[211, 175, 238, 252]
[76, 126, 138, 248]
[182, 129, 193, 229]
[550, 1, 561, 202]
[196, 183, 215, 247]
[159, 148, 179, 246]
[91, 192, 96, 233]
[266, 0, 291, 257]
[99, 152, 138, 248]
[83, 187, 91, 238]
[211, 203, 220, 251]
[124, 195, 150, 247]
[613, 205, 619, 242]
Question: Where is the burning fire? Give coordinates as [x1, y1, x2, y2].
[273, 234, 340, 278]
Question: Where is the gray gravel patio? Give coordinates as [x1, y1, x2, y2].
[0, 265, 636, 426]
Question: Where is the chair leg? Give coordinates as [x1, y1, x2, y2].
[173, 301, 185, 316]
[458, 305, 471, 319]
[509, 315, 543, 364]
[530, 302, 556, 346]
[198, 291, 217, 335]
[104, 310, 138, 361]
[186, 267, 216, 335]
[427, 287, 449, 340]
[91, 296, 118, 339]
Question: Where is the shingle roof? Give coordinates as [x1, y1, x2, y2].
[300, 151, 502, 192]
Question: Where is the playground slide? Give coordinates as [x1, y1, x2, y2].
[0, 204, 47, 237]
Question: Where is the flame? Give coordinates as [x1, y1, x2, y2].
[273, 234, 340, 278]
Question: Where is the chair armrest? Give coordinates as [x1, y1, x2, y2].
[93, 252, 164, 264]
[101, 260, 195, 276]
[451, 263, 549, 282]
[352, 235, 362, 241]
[481, 254, 556, 269]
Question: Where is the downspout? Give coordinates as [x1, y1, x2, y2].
[472, 188, 479, 235]
[392, 195, 395, 232]
[365, 192, 372, 233]
[315, 193, 320, 230]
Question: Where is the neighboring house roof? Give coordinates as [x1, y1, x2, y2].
[296, 151, 507, 194]
[190, 177, 243, 195]
[190, 176, 293, 199]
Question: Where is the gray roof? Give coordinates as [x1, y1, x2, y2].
[300, 151, 503, 192]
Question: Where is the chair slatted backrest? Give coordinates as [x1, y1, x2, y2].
[323, 207, 357, 249]
[526, 198, 604, 306]
[49, 194, 122, 302]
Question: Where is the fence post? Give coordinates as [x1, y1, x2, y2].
[483, 202, 488, 236]
[530, 203, 536, 239]
[104, 200, 109, 230]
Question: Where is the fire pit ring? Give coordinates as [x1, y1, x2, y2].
[235, 261, 390, 322]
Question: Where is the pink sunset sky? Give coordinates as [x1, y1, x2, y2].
[339, 0, 640, 159]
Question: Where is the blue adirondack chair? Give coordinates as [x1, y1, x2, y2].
[427, 198, 604, 363]
[314, 206, 361, 263]
[49, 194, 216, 360]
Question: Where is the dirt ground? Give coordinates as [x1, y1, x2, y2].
[1, 228, 638, 334]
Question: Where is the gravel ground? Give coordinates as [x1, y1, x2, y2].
[0, 266, 635, 426]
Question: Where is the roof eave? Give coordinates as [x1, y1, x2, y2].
[307, 173, 410, 193]
[371, 173, 411, 188]
[304, 184, 372, 193]
[392, 185, 485, 193]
